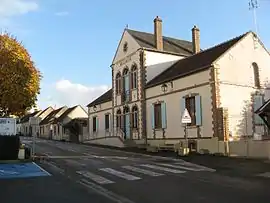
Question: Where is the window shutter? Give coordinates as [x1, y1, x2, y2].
[161, 102, 167, 128]
[195, 95, 202, 126]
[96, 117, 99, 132]
[109, 114, 111, 132]
[253, 95, 264, 125]
[151, 104, 155, 129]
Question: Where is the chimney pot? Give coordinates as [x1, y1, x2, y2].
[154, 16, 163, 50]
[192, 25, 200, 54]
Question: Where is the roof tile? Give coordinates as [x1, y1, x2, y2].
[146, 32, 248, 88]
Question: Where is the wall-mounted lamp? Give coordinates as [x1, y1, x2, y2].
[93, 105, 97, 111]
[161, 83, 168, 93]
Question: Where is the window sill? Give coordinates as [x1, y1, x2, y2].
[186, 125, 200, 129]
[154, 128, 165, 131]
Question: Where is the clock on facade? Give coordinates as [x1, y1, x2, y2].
[123, 42, 128, 52]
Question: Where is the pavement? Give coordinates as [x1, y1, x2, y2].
[1, 137, 269, 203]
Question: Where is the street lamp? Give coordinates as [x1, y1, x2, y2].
[161, 83, 168, 93]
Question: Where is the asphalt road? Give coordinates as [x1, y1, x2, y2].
[18, 137, 270, 203]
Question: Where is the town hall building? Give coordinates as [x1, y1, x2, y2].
[87, 16, 270, 148]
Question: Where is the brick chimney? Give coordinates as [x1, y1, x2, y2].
[154, 16, 163, 51]
[192, 25, 200, 54]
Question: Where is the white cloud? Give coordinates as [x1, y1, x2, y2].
[55, 11, 69, 16]
[0, 0, 38, 18]
[37, 79, 111, 109]
[0, 0, 38, 34]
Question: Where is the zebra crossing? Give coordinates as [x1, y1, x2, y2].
[76, 162, 215, 185]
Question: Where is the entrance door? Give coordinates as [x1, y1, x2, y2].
[125, 114, 130, 139]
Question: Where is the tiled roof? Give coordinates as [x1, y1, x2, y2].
[52, 105, 78, 124]
[127, 29, 194, 56]
[87, 89, 112, 107]
[39, 106, 67, 125]
[37, 107, 53, 117]
[20, 111, 41, 123]
[146, 32, 248, 88]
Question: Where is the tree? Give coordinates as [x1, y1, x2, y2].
[0, 33, 41, 117]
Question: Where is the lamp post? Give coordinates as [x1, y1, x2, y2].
[161, 84, 168, 93]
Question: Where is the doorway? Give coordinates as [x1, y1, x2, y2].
[123, 106, 130, 139]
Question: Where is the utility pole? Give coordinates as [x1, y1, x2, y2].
[249, 0, 259, 34]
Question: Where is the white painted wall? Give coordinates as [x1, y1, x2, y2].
[89, 101, 113, 139]
[112, 30, 140, 66]
[146, 70, 213, 144]
[216, 32, 270, 137]
[53, 106, 88, 140]
[144, 51, 183, 82]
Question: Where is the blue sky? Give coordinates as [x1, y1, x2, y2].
[1, 0, 269, 109]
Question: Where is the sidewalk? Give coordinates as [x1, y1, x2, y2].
[0, 163, 111, 203]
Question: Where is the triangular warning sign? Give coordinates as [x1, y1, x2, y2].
[181, 108, 192, 124]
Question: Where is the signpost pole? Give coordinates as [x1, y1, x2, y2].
[185, 123, 188, 144]
[181, 108, 191, 154]
[32, 126, 36, 158]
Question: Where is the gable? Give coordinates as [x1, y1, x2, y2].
[112, 29, 141, 64]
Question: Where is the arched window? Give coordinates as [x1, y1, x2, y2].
[115, 72, 121, 94]
[132, 105, 138, 128]
[131, 64, 138, 89]
[123, 68, 129, 76]
[123, 106, 130, 114]
[116, 109, 121, 128]
[252, 62, 261, 89]
[122, 67, 130, 102]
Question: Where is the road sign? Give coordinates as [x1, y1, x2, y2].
[181, 108, 191, 124]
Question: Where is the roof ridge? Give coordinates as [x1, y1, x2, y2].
[191, 31, 249, 57]
[127, 28, 191, 43]
[146, 31, 249, 88]
[87, 88, 112, 107]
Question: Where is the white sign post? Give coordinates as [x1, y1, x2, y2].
[181, 108, 192, 146]
[29, 117, 40, 158]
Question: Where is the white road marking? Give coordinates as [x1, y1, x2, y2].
[44, 162, 64, 174]
[157, 163, 202, 171]
[78, 179, 136, 203]
[77, 171, 114, 184]
[175, 162, 216, 172]
[140, 164, 186, 174]
[122, 165, 164, 177]
[32, 162, 51, 176]
[99, 168, 141, 180]
[257, 172, 270, 178]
